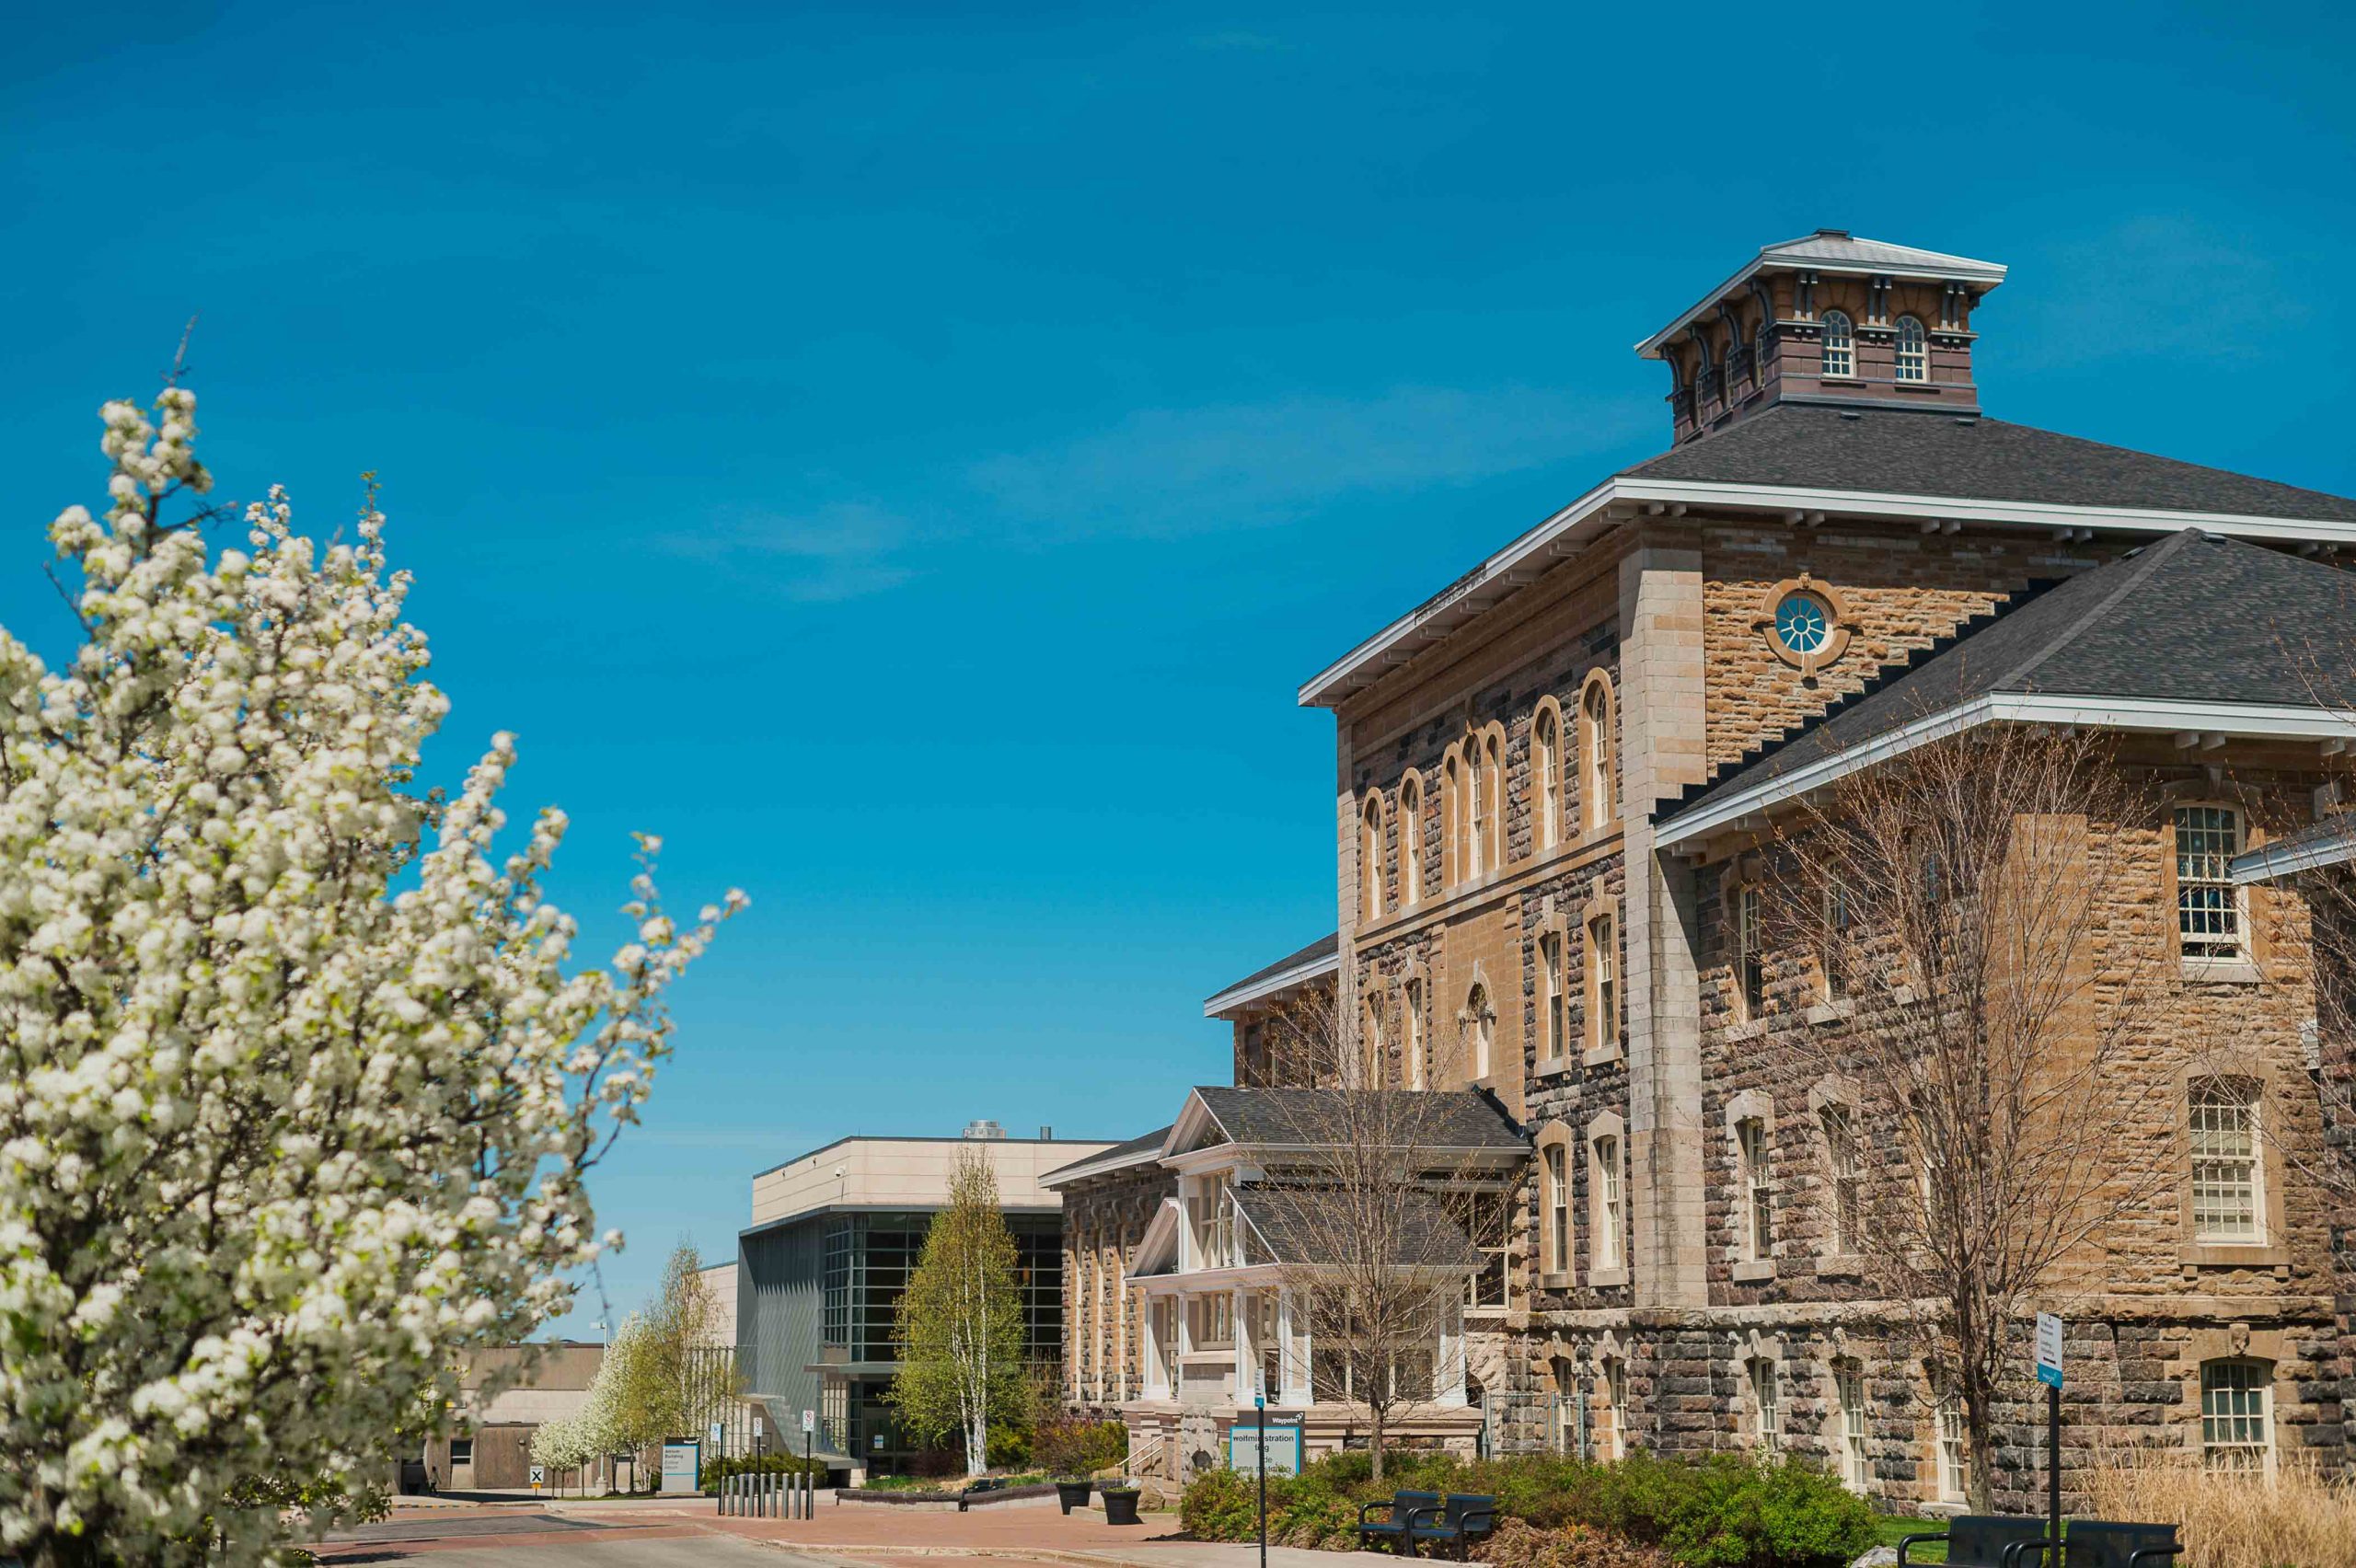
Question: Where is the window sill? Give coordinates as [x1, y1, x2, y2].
[1534, 1056, 1573, 1079]
[1804, 999, 1854, 1026]
[1731, 1260, 1776, 1284]
[2181, 958, 2262, 985]
[1816, 1254, 1865, 1279]
[1727, 1019, 1766, 1043]
[2178, 1241, 2288, 1273]
[1540, 1272, 1571, 1291]
[1892, 382, 1945, 395]
[1587, 1266, 1628, 1288]
[1582, 1043, 1624, 1068]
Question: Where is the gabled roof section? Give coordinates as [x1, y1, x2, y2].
[1237, 1188, 1482, 1270]
[1299, 409, 2356, 709]
[1635, 230, 2007, 359]
[1625, 405, 2356, 525]
[1204, 932, 1339, 1018]
[1186, 1086, 1528, 1152]
[1658, 529, 2356, 847]
[1038, 1124, 1174, 1188]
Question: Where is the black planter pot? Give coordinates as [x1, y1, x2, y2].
[1055, 1480, 1092, 1515]
[1100, 1486, 1141, 1527]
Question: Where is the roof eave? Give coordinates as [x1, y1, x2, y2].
[2232, 827, 2356, 885]
[1657, 694, 2356, 855]
[1298, 478, 2356, 709]
[1633, 250, 2008, 359]
[1203, 949, 1343, 1018]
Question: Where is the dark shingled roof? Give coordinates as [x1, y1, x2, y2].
[1664, 528, 2356, 825]
[1206, 933, 1339, 1008]
[1191, 1087, 1527, 1151]
[1040, 1124, 1172, 1182]
[1236, 1188, 1483, 1269]
[1623, 404, 2356, 524]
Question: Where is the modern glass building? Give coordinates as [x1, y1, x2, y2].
[734, 1126, 1113, 1477]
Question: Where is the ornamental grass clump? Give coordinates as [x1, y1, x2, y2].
[0, 386, 743, 1566]
[2084, 1449, 2356, 1568]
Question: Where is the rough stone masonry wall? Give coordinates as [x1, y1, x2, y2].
[1669, 766, 2346, 1504]
[1061, 1162, 1172, 1413]
[1700, 525, 2124, 770]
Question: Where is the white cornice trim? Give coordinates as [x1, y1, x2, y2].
[1203, 948, 1341, 1018]
[2232, 826, 2356, 885]
[1656, 694, 2356, 853]
[1634, 245, 2008, 359]
[1297, 478, 2356, 709]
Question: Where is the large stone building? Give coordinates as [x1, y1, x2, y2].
[1060, 231, 2356, 1512]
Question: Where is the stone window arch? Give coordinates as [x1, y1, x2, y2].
[1586, 1112, 1628, 1281]
[1359, 792, 1387, 925]
[1530, 697, 1567, 851]
[1398, 770, 1426, 905]
[1577, 672, 1615, 832]
[1460, 979, 1496, 1082]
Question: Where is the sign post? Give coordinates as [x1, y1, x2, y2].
[803, 1409, 816, 1521]
[1255, 1368, 1268, 1568]
[2035, 1313, 2064, 1549]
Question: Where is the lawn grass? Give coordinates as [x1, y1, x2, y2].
[1874, 1514, 1946, 1560]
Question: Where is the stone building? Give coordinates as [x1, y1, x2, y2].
[1077, 231, 2356, 1513]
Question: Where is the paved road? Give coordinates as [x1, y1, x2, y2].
[313, 1510, 832, 1565]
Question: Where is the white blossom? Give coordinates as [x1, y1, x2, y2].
[0, 388, 742, 1564]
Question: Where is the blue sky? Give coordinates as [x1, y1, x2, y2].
[5, 2, 2352, 1336]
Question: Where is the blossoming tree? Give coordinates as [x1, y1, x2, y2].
[0, 386, 742, 1565]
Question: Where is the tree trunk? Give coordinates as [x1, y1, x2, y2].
[1369, 1402, 1387, 1484]
[1965, 1382, 1997, 1515]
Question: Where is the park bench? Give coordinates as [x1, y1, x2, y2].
[1405, 1493, 1499, 1561]
[2004, 1521, 2182, 1568]
[1355, 1490, 1441, 1555]
[1898, 1516, 2047, 1567]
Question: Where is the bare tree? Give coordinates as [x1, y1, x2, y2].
[1248, 994, 1507, 1482]
[1766, 721, 2167, 1512]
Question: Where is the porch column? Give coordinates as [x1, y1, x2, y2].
[1437, 1295, 1467, 1407]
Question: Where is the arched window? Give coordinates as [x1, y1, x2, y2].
[1693, 336, 1715, 400]
[1463, 983, 1494, 1080]
[1893, 316, 1927, 383]
[1533, 707, 1562, 850]
[1549, 1354, 1577, 1454]
[1360, 795, 1385, 924]
[1403, 978, 1426, 1090]
[1597, 1355, 1626, 1459]
[1580, 678, 1614, 830]
[1478, 732, 1504, 872]
[1399, 774, 1424, 904]
[1820, 309, 1854, 378]
[1442, 751, 1467, 886]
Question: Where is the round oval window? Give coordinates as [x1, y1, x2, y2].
[1773, 593, 1831, 655]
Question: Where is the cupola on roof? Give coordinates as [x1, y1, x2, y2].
[1639, 230, 2009, 444]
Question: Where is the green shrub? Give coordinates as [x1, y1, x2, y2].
[1176, 1449, 1879, 1567]
[1034, 1415, 1129, 1477]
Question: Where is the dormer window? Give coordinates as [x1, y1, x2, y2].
[1894, 315, 1928, 383]
[1819, 311, 1854, 378]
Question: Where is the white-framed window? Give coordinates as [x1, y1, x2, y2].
[1600, 1355, 1626, 1459]
[1820, 310, 1854, 377]
[1893, 316, 1928, 383]
[1361, 796, 1385, 924]
[1821, 1104, 1862, 1255]
[1465, 1189, 1510, 1311]
[1934, 1387, 1968, 1502]
[1738, 1116, 1772, 1262]
[1821, 881, 1851, 1000]
[1443, 753, 1466, 887]
[1399, 776, 1423, 904]
[1593, 1135, 1624, 1271]
[1837, 1365, 1870, 1490]
[1581, 680, 1613, 829]
[2200, 1358, 2271, 1472]
[1534, 708, 1562, 849]
[1588, 911, 1617, 1053]
[449, 1435, 474, 1467]
[2175, 805, 2246, 959]
[1736, 885, 1764, 1019]
[1403, 979, 1425, 1090]
[1465, 983, 1495, 1080]
[1544, 1142, 1569, 1275]
[1550, 1355, 1578, 1454]
[1750, 1358, 1781, 1451]
[1542, 931, 1567, 1062]
[2189, 1077, 2264, 1243]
